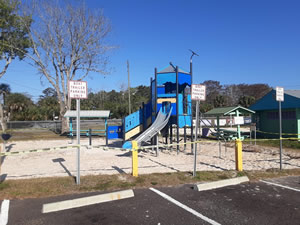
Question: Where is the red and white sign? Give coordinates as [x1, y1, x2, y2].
[191, 84, 206, 101]
[69, 80, 88, 99]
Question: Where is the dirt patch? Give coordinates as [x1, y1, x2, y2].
[1, 138, 300, 181]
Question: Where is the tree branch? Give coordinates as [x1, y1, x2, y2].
[0, 56, 12, 79]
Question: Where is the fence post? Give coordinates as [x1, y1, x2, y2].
[89, 128, 92, 147]
[131, 140, 138, 177]
[235, 139, 243, 171]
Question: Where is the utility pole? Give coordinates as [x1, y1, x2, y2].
[127, 60, 131, 115]
[189, 49, 199, 154]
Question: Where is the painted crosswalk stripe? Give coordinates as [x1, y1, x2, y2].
[149, 188, 221, 225]
[0, 200, 10, 225]
[261, 180, 300, 192]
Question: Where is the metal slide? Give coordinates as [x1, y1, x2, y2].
[122, 104, 172, 149]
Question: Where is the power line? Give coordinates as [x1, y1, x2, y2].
[0, 78, 45, 93]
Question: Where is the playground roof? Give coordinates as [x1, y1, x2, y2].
[158, 65, 189, 74]
[64, 110, 110, 118]
[204, 106, 255, 116]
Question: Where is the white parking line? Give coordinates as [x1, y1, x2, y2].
[261, 180, 300, 192]
[149, 188, 221, 225]
[0, 200, 10, 225]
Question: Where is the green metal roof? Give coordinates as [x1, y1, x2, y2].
[204, 106, 255, 116]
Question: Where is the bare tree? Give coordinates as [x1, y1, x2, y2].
[21, 0, 114, 132]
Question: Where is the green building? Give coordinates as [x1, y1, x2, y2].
[249, 89, 300, 139]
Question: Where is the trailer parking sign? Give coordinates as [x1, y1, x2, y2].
[191, 84, 206, 101]
[69, 80, 88, 99]
[68, 80, 88, 185]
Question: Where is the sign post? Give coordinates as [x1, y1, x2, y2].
[276, 86, 284, 170]
[69, 80, 88, 184]
[191, 84, 206, 177]
[250, 123, 256, 145]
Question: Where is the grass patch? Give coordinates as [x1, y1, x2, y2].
[0, 182, 10, 190]
[1, 169, 299, 200]
[253, 139, 300, 150]
[244, 168, 300, 181]
[1, 129, 66, 142]
[1, 128, 107, 143]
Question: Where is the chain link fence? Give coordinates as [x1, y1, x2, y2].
[7, 119, 122, 132]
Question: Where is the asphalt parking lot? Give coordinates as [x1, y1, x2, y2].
[3, 176, 300, 225]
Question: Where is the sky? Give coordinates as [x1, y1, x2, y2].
[1, 0, 300, 102]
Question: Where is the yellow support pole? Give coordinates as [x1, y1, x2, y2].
[235, 139, 243, 171]
[131, 141, 138, 177]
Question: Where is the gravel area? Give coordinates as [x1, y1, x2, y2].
[1, 137, 300, 180]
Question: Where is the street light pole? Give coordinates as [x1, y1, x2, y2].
[127, 60, 131, 115]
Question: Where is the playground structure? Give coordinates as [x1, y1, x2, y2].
[108, 63, 193, 150]
[122, 102, 173, 149]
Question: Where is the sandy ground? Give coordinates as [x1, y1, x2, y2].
[1, 137, 300, 180]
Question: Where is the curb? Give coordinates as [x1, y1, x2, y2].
[194, 176, 249, 191]
[42, 189, 134, 213]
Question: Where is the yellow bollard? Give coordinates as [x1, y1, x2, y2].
[0, 145, 2, 176]
[235, 139, 243, 171]
[131, 141, 138, 177]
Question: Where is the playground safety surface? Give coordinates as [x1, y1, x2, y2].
[1, 137, 300, 180]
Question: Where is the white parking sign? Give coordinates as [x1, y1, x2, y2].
[276, 86, 284, 102]
[69, 80, 88, 99]
[191, 84, 206, 101]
